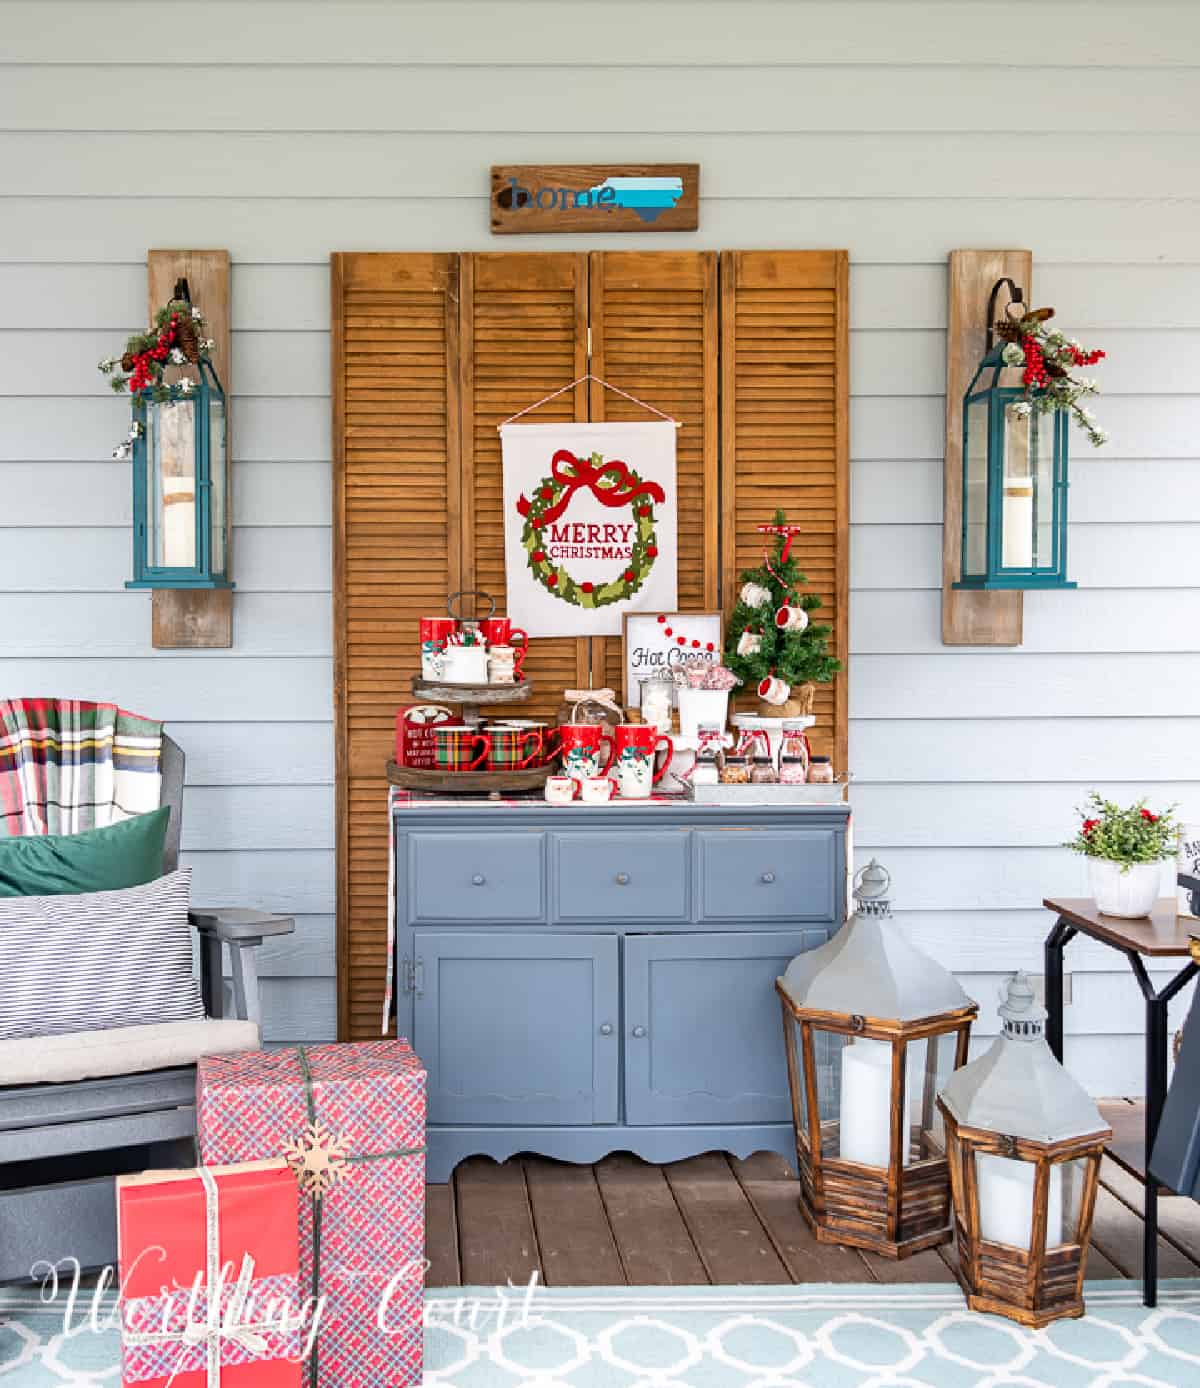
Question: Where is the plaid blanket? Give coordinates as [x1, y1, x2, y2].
[0, 699, 164, 837]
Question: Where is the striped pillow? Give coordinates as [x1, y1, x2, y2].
[0, 868, 205, 1042]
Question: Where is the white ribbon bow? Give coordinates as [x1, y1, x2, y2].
[564, 687, 624, 722]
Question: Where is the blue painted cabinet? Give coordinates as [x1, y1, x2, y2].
[393, 800, 849, 1181]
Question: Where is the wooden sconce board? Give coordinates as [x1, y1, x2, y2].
[942, 249, 1031, 646]
[147, 249, 233, 649]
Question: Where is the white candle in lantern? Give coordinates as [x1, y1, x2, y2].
[159, 400, 196, 568]
[1002, 479, 1034, 569]
[839, 1038, 909, 1168]
[976, 1153, 1063, 1250]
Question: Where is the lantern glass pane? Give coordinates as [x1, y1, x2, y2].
[977, 1153, 1063, 1251]
[1032, 409, 1057, 570]
[1056, 1157, 1089, 1248]
[1001, 402, 1035, 570]
[905, 1033, 958, 1162]
[150, 399, 196, 570]
[801, 1026, 849, 1162]
[963, 398, 989, 576]
[209, 392, 227, 576]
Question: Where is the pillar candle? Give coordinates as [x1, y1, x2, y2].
[1002, 482, 1034, 568]
[838, 1038, 908, 1168]
[977, 1153, 1063, 1250]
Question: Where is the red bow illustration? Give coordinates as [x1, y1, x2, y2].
[518, 449, 665, 527]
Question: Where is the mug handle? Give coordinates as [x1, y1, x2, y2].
[651, 734, 675, 784]
[516, 731, 542, 769]
[596, 732, 616, 775]
[543, 728, 564, 763]
[467, 733, 491, 771]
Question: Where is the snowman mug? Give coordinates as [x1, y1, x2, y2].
[610, 723, 673, 800]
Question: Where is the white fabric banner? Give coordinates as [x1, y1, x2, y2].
[501, 421, 678, 637]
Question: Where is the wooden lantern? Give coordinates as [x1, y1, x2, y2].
[776, 861, 978, 1259]
[938, 973, 1112, 1327]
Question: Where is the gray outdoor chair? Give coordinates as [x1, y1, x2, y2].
[0, 734, 293, 1282]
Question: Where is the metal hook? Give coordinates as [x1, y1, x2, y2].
[985, 277, 1024, 352]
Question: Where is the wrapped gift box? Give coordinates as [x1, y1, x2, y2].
[197, 1042, 426, 1388]
[117, 1159, 303, 1388]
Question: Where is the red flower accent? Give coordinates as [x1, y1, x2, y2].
[1082, 819, 1099, 835]
[1141, 808, 1160, 822]
[531, 549, 546, 563]
[581, 581, 594, 593]
[540, 486, 554, 500]
[547, 573, 558, 587]
[638, 505, 652, 517]
[624, 569, 636, 582]
[646, 545, 658, 558]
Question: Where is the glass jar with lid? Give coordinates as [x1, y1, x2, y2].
[719, 753, 750, 785]
[779, 755, 808, 785]
[808, 755, 835, 784]
[750, 754, 778, 785]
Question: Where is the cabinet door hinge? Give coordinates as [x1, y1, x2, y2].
[402, 957, 425, 997]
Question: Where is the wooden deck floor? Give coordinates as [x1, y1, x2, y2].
[425, 1140, 1200, 1288]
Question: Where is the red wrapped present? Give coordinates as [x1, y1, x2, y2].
[117, 1159, 304, 1388]
[196, 1042, 426, 1388]
[395, 703, 454, 768]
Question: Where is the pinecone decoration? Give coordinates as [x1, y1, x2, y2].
[173, 311, 201, 364]
[121, 351, 136, 371]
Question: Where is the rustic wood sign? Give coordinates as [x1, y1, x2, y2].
[491, 164, 699, 234]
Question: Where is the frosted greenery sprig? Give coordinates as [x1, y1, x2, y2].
[1064, 793, 1179, 869]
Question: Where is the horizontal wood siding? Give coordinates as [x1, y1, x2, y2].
[2, 1, 1197, 1074]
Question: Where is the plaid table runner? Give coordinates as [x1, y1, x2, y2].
[0, 698, 164, 837]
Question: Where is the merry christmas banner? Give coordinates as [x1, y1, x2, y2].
[501, 421, 678, 637]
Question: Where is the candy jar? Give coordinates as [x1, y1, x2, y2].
[808, 755, 835, 784]
[750, 754, 778, 785]
[639, 671, 675, 734]
[720, 754, 750, 785]
[779, 755, 808, 785]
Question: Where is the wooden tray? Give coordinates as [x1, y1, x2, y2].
[410, 676, 533, 706]
[386, 759, 552, 795]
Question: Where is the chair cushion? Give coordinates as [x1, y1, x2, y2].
[0, 805, 170, 897]
[0, 868, 204, 1041]
[0, 1019, 259, 1085]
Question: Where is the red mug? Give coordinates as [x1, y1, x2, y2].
[420, 617, 458, 678]
[479, 617, 530, 676]
[553, 723, 615, 779]
[611, 723, 673, 797]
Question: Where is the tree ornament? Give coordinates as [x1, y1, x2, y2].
[740, 581, 772, 608]
[758, 672, 792, 705]
[737, 628, 763, 657]
[775, 603, 809, 633]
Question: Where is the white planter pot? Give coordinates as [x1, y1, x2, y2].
[677, 687, 730, 741]
[1089, 858, 1162, 918]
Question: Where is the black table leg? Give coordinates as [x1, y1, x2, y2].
[1044, 916, 1077, 1064]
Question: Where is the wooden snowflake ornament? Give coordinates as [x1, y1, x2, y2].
[284, 1120, 352, 1197]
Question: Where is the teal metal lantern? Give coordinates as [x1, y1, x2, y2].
[955, 279, 1075, 591]
[126, 356, 232, 590]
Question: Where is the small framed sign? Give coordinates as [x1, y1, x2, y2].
[622, 611, 724, 707]
[491, 164, 699, 234]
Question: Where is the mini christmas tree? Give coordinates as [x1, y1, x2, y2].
[724, 511, 841, 712]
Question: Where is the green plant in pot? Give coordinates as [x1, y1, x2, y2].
[1065, 794, 1179, 918]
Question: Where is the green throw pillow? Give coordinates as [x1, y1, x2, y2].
[0, 807, 171, 898]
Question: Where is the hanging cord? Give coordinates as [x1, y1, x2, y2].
[498, 373, 681, 431]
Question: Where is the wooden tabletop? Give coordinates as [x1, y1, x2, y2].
[1044, 898, 1197, 957]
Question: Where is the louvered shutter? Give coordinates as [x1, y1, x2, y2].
[719, 251, 849, 769]
[459, 253, 590, 712]
[589, 251, 719, 692]
[332, 253, 461, 1040]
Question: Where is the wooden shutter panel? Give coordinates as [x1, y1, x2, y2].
[459, 253, 590, 714]
[719, 251, 849, 770]
[332, 252, 461, 1040]
[589, 251, 719, 693]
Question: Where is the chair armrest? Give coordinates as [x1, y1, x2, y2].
[190, 909, 294, 1025]
[189, 907, 295, 943]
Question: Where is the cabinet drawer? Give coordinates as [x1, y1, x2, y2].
[553, 832, 689, 922]
[408, 832, 545, 922]
[696, 829, 836, 921]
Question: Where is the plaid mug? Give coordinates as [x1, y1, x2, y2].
[487, 726, 543, 771]
[434, 725, 491, 771]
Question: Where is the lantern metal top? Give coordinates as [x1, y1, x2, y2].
[778, 862, 975, 1023]
[938, 972, 1107, 1144]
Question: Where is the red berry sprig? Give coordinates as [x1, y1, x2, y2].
[1021, 334, 1048, 389]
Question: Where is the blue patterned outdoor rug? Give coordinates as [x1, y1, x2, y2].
[3, 1280, 1200, 1386]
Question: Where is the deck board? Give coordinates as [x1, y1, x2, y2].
[427, 1142, 1199, 1288]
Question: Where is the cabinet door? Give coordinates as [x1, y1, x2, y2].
[624, 929, 827, 1125]
[413, 932, 619, 1126]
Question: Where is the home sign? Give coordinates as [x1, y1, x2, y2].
[491, 164, 700, 233]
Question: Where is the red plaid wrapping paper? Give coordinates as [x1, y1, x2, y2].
[196, 1042, 426, 1388]
[117, 1160, 303, 1388]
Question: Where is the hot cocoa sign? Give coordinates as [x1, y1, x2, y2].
[501, 421, 678, 637]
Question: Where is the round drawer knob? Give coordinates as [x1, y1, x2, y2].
[471, 873, 486, 886]
[632, 1025, 648, 1038]
[599, 1023, 614, 1036]
[761, 871, 776, 884]
[615, 872, 631, 886]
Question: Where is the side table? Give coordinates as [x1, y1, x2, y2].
[1043, 897, 1199, 1307]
